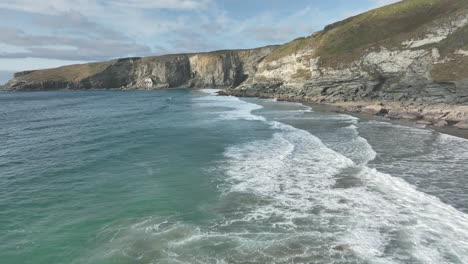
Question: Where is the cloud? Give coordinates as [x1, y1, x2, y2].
[34, 10, 91, 28]
[33, 10, 128, 40]
[0, 1, 208, 62]
[0, 0, 101, 15]
[244, 26, 296, 43]
[0, 27, 151, 61]
[0, 0, 209, 15]
[168, 38, 221, 53]
[0, 58, 90, 72]
[152, 26, 225, 54]
[239, 6, 337, 44]
[0, 0, 343, 62]
[107, 0, 210, 9]
[0, 0, 407, 73]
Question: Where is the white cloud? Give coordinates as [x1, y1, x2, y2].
[0, 0, 101, 15]
[0, 0, 408, 75]
[0, 0, 210, 15]
[244, 25, 297, 42]
[107, 0, 210, 9]
[0, 0, 210, 63]
[0, 58, 89, 72]
[0, 26, 151, 61]
[238, 6, 339, 45]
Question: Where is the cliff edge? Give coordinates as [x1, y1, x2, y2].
[226, 0, 467, 106]
[3, 0, 468, 127]
[3, 46, 278, 91]
[221, 0, 468, 128]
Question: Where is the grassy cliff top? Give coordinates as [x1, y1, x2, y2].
[265, 0, 468, 65]
[12, 46, 279, 83]
[9, 0, 466, 84]
[14, 61, 113, 82]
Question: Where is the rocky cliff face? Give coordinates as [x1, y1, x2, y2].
[3, 46, 277, 91]
[3, 0, 467, 111]
[226, 0, 468, 105]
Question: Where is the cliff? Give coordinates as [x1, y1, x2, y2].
[2, 46, 278, 91]
[225, 0, 467, 106]
[3, 0, 468, 127]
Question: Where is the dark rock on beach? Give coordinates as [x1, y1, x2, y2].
[3, 0, 467, 129]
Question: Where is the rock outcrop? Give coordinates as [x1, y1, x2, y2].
[3, 0, 468, 128]
[225, 0, 468, 106]
[3, 46, 277, 91]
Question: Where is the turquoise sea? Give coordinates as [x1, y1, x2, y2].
[1, 89, 468, 263]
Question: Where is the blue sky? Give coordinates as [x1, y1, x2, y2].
[0, 0, 400, 84]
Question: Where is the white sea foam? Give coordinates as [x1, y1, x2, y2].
[217, 98, 468, 263]
[91, 95, 468, 264]
[339, 124, 377, 165]
[438, 132, 468, 144]
[194, 94, 266, 121]
[198, 89, 221, 96]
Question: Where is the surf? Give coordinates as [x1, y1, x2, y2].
[91, 92, 468, 263]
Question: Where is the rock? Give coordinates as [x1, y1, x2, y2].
[332, 244, 352, 251]
[454, 121, 468, 129]
[3, 46, 279, 91]
[344, 105, 362, 112]
[362, 105, 389, 116]
[417, 120, 433, 125]
[218, 1, 468, 107]
[386, 111, 402, 119]
[434, 120, 448, 127]
[401, 112, 423, 120]
[3, 0, 467, 124]
[216, 90, 231, 96]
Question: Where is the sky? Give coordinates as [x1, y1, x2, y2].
[0, 0, 400, 84]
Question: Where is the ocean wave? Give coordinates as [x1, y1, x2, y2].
[193, 94, 266, 121]
[217, 97, 468, 263]
[90, 95, 468, 264]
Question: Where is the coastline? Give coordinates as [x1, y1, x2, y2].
[302, 101, 468, 140]
[2, 87, 468, 139]
[218, 90, 468, 140]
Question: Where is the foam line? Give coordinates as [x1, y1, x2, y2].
[217, 96, 468, 263]
[91, 94, 468, 263]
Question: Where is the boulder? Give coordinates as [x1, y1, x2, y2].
[454, 121, 468, 129]
[362, 105, 389, 116]
[434, 120, 448, 127]
[417, 120, 433, 125]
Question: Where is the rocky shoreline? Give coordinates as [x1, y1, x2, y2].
[218, 89, 468, 135]
[308, 100, 468, 140]
[2, 0, 466, 136]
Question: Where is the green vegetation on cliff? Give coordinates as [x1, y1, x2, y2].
[4, 46, 279, 91]
[3, 0, 466, 94]
[17, 61, 113, 82]
[437, 23, 468, 54]
[431, 22, 468, 81]
[264, 37, 313, 62]
[265, 0, 468, 66]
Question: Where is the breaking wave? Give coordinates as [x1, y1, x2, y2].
[89, 93, 468, 264]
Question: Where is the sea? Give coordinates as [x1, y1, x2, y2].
[1, 89, 468, 264]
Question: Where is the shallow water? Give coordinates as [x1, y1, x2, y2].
[1, 89, 467, 263]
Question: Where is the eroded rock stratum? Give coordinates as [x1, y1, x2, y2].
[4, 0, 468, 108]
